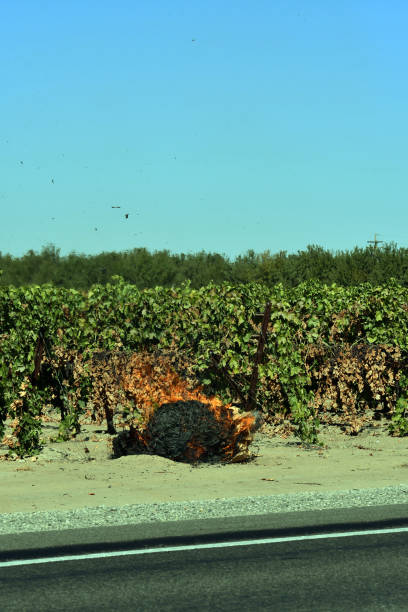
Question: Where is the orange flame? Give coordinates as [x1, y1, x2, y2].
[121, 352, 258, 462]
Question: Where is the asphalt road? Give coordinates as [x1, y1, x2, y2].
[1, 504, 408, 611]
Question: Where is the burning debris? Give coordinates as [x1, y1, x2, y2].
[112, 400, 262, 464]
[108, 350, 264, 464]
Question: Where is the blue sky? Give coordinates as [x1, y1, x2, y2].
[1, 0, 407, 260]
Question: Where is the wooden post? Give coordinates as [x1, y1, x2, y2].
[30, 326, 46, 385]
[247, 302, 271, 412]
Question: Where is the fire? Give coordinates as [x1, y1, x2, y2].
[120, 352, 261, 463]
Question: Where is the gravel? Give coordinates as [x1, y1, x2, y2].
[1, 485, 408, 535]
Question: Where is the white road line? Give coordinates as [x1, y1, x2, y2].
[2, 527, 408, 568]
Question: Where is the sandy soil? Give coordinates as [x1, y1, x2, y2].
[1, 411, 408, 514]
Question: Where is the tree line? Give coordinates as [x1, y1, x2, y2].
[0, 242, 407, 289]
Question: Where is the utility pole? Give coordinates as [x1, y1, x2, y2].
[367, 233, 384, 250]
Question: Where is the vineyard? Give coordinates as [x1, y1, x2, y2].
[1, 276, 408, 460]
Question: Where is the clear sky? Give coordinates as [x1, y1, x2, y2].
[1, 0, 407, 260]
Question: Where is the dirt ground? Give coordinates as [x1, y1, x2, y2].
[1, 410, 408, 514]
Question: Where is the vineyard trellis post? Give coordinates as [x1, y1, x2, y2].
[30, 326, 46, 385]
[247, 302, 271, 412]
[209, 301, 271, 413]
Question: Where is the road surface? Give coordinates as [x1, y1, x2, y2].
[1, 504, 407, 611]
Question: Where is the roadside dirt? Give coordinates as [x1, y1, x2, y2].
[1, 411, 407, 514]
